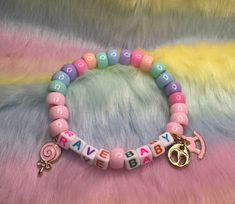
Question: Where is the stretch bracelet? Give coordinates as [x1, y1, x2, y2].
[37, 49, 206, 176]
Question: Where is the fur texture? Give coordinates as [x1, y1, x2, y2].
[0, 1, 235, 204]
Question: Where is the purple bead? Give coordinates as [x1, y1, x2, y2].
[61, 64, 78, 81]
[164, 81, 182, 96]
[120, 49, 131, 65]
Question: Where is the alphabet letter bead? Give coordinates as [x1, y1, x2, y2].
[70, 137, 87, 155]
[170, 112, 189, 127]
[94, 149, 110, 170]
[120, 49, 131, 65]
[48, 118, 69, 137]
[82, 52, 97, 69]
[57, 130, 77, 149]
[149, 63, 166, 78]
[110, 147, 125, 169]
[159, 132, 174, 147]
[46, 92, 65, 107]
[49, 105, 69, 121]
[52, 71, 71, 86]
[148, 140, 165, 157]
[155, 72, 173, 89]
[81, 145, 98, 165]
[124, 150, 140, 170]
[96, 52, 108, 69]
[61, 64, 78, 81]
[168, 92, 186, 106]
[136, 145, 153, 165]
[107, 49, 119, 65]
[170, 103, 188, 114]
[48, 80, 67, 96]
[131, 50, 144, 68]
[73, 59, 88, 76]
[165, 122, 183, 136]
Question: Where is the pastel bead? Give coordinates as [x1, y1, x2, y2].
[170, 112, 189, 126]
[119, 49, 131, 65]
[96, 52, 108, 69]
[131, 50, 144, 68]
[48, 80, 67, 95]
[170, 103, 188, 114]
[139, 55, 154, 72]
[124, 150, 140, 170]
[52, 71, 71, 87]
[70, 137, 87, 155]
[165, 122, 184, 136]
[82, 53, 97, 69]
[149, 63, 166, 78]
[110, 147, 125, 169]
[136, 145, 153, 165]
[73, 59, 88, 76]
[81, 145, 98, 165]
[148, 140, 165, 157]
[159, 132, 174, 147]
[46, 92, 65, 107]
[168, 92, 186, 106]
[57, 130, 77, 149]
[155, 72, 173, 89]
[49, 105, 69, 121]
[94, 149, 110, 170]
[107, 49, 119, 65]
[48, 118, 69, 137]
[164, 81, 182, 96]
[61, 64, 78, 81]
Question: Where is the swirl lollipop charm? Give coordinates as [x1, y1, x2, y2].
[37, 142, 62, 176]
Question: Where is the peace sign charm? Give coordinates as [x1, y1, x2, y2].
[168, 143, 191, 168]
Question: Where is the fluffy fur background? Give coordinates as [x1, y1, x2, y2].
[0, 1, 235, 204]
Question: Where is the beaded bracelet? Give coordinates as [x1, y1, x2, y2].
[37, 49, 206, 176]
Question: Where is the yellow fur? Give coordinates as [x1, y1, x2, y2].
[0, 75, 50, 85]
[145, 43, 235, 90]
[100, 0, 235, 17]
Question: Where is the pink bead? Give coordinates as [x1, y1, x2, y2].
[165, 122, 184, 136]
[49, 105, 69, 121]
[46, 92, 65, 107]
[170, 103, 188, 114]
[73, 59, 88, 76]
[170, 112, 189, 127]
[168, 92, 186, 106]
[139, 55, 154, 72]
[131, 50, 144, 68]
[82, 53, 97, 69]
[48, 118, 69, 137]
[110, 147, 125, 169]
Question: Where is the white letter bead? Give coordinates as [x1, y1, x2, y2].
[81, 145, 98, 165]
[136, 145, 153, 165]
[70, 137, 87, 155]
[148, 140, 165, 157]
[159, 132, 174, 147]
[124, 150, 140, 170]
[57, 130, 77, 149]
[94, 149, 110, 170]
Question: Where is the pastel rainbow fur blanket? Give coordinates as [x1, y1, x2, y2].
[0, 1, 235, 204]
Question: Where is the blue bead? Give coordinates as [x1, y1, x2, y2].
[52, 71, 71, 86]
[107, 49, 119, 65]
[155, 71, 173, 89]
